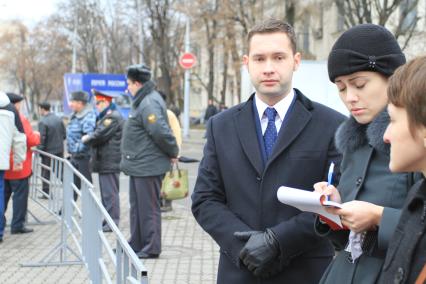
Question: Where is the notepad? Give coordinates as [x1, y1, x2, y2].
[277, 186, 343, 229]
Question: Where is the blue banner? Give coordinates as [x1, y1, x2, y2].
[63, 73, 129, 116]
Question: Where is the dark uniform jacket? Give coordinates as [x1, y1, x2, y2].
[192, 90, 346, 284]
[38, 112, 66, 154]
[380, 178, 426, 284]
[316, 111, 415, 284]
[120, 81, 178, 177]
[85, 105, 123, 173]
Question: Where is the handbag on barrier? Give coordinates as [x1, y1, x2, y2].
[161, 162, 189, 200]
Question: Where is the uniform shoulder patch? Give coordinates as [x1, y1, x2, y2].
[103, 118, 112, 127]
[147, 114, 157, 124]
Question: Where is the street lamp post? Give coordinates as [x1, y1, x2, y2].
[183, 18, 191, 138]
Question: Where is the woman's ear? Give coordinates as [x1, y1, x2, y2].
[421, 126, 426, 148]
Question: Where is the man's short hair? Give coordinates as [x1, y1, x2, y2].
[126, 64, 152, 84]
[388, 56, 426, 133]
[247, 19, 297, 54]
[38, 101, 51, 111]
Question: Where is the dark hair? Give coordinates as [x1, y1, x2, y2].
[38, 101, 51, 111]
[247, 19, 296, 54]
[388, 56, 426, 133]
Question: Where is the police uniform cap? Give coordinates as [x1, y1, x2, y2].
[92, 89, 114, 103]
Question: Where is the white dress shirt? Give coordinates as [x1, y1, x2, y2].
[255, 89, 295, 135]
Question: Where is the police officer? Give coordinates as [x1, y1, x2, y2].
[67, 91, 96, 199]
[82, 90, 123, 232]
[121, 64, 178, 259]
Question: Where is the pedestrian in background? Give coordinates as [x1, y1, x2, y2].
[66, 91, 96, 199]
[0, 91, 26, 243]
[192, 19, 345, 283]
[37, 101, 66, 198]
[121, 64, 178, 259]
[204, 98, 217, 123]
[313, 24, 414, 284]
[379, 56, 426, 284]
[4, 93, 39, 235]
[159, 90, 182, 212]
[219, 102, 228, 112]
[82, 91, 123, 232]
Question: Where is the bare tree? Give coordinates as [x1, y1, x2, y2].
[0, 21, 29, 95]
[145, 0, 185, 105]
[334, 0, 420, 49]
[26, 16, 73, 105]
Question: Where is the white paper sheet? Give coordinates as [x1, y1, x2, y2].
[277, 186, 343, 228]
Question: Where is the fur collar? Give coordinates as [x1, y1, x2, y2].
[335, 110, 390, 154]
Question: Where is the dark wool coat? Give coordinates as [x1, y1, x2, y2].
[38, 112, 66, 155]
[316, 111, 415, 284]
[192, 90, 346, 284]
[379, 178, 426, 284]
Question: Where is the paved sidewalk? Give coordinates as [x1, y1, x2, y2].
[0, 129, 220, 284]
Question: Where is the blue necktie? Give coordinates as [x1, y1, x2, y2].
[263, 107, 278, 159]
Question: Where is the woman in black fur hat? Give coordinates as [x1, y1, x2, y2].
[313, 24, 418, 283]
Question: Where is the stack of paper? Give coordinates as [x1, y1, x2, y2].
[277, 186, 343, 228]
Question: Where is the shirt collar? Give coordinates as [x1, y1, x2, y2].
[255, 89, 295, 121]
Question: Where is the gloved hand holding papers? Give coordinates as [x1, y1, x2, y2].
[277, 186, 344, 229]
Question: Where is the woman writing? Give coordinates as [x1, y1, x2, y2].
[314, 24, 416, 283]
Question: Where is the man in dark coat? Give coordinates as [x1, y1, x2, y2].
[121, 64, 179, 259]
[38, 101, 66, 197]
[204, 99, 217, 123]
[82, 91, 123, 232]
[191, 19, 346, 284]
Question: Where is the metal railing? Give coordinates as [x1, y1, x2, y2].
[24, 149, 148, 284]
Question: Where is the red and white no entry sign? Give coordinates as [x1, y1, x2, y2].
[179, 52, 197, 69]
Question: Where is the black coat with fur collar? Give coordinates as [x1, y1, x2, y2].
[318, 110, 413, 284]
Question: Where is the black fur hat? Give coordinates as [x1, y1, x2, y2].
[71, 91, 89, 103]
[126, 64, 152, 84]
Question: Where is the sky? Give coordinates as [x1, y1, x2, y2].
[0, 0, 59, 25]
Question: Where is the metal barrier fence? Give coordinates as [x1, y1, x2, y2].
[25, 149, 148, 284]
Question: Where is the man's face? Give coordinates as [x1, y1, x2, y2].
[95, 100, 108, 112]
[127, 79, 142, 97]
[14, 101, 22, 111]
[70, 100, 85, 112]
[38, 107, 47, 115]
[243, 32, 301, 104]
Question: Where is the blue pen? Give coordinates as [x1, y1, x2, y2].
[326, 162, 335, 201]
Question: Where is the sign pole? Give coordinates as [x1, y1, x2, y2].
[183, 18, 191, 138]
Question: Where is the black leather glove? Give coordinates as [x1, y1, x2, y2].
[254, 259, 283, 278]
[234, 229, 280, 274]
